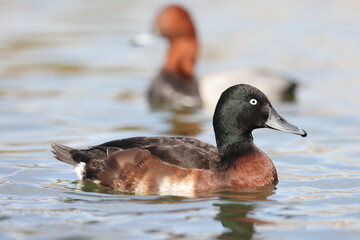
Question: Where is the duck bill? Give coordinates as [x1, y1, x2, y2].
[131, 25, 161, 46]
[264, 105, 307, 137]
[131, 32, 158, 46]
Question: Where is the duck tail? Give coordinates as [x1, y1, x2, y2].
[51, 143, 78, 166]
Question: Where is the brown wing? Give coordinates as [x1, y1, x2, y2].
[52, 144, 216, 194]
[95, 137, 220, 170]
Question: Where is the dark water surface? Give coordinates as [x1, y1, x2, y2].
[1, 0, 360, 239]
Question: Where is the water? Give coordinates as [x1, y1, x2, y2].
[1, 0, 360, 239]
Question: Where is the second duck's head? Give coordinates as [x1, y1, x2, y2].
[155, 5, 196, 41]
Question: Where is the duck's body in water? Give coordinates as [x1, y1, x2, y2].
[52, 84, 307, 195]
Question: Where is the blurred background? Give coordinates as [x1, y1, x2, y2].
[1, 0, 360, 239]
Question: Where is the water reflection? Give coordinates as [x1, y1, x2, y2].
[216, 203, 256, 240]
[74, 179, 276, 240]
[214, 186, 275, 239]
[165, 110, 205, 136]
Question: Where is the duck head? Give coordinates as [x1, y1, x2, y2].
[213, 84, 306, 154]
[132, 5, 198, 79]
[156, 5, 198, 79]
[155, 5, 196, 41]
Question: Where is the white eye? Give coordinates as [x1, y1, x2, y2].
[250, 99, 257, 105]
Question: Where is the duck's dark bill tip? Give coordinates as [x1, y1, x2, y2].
[292, 128, 307, 137]
[300, 130, 307, 137]
[291, 128, 307, 137]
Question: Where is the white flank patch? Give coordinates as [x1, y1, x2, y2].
[134, 182, 148, 195]
[74, 162, 86, 179]
[159, 176, 195, 195]
[93, 180, 101, 184]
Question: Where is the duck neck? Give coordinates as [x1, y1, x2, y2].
[163, 37, 197, 79]
[215, 130, 258, 169]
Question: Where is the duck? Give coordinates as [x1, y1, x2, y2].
[145, 5, 202, 110]
[133, 5, 298, 111]
[51, 84, 307, 195]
